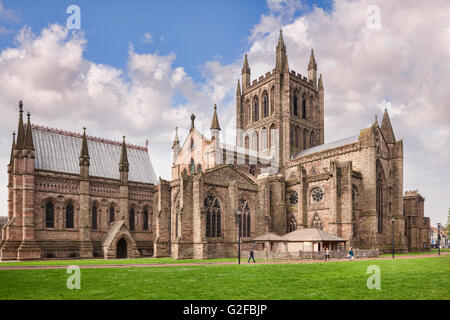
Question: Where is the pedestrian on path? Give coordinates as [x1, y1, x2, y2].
[325, 247, 330, 261]
[348, 247, 354, 261]
[248, 250, 256, 263]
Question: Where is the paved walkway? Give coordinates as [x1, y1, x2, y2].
[0, 252, 448, 270]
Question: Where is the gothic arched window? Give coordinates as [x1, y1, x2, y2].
[270, 86, 275, 115]
[269, 124, 276, 149]
[66, 203, 74, 229]
[302, 95, 307, 119]
[287, 216, 297, 233]
[45, 201, 54, 228]
[263, 92, 269, 118]
[261, 127, 268, 151]
[92, 205, 98, 230]
[143, 208, 149, 231]
[311, 212, 323, 229]
[238, 197, 251, 238]
[129, 208, 135, 231]
[252, 131, 258, 151]
[204, 193, 221, 238]
[293, 93, 298, 116]
[175, 199, 180, 238]
[310, 130, 315, 147]
[376, 162, 385, 234]
[253, 98, 259, 122]
[109, 206, 115, 222]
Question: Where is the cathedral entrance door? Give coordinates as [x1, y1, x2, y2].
[117, 238, 127, 259]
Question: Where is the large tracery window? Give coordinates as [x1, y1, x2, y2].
[109, 206, 115, 222]
[91, 205, 98, 230]
[263, 92, 269, 118]
[66, 203, 74, 229]
[311, 212, 323, 230]
[293, 93, 298, 116]
[204, 193, 221, 238]
[129, 208, 135, 231]
[45, 201, 55, 228]
[376, 162, 386, 234]
[238, 197, 251, 238]
[302, 95, 307, 119]
[143, 208, 149, 231]
[253, 98, 259, 122]
[175, 199, 180, 238]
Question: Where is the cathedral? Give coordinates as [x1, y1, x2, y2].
[0, 30, 430, 260]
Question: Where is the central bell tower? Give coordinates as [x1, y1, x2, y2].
[236, 30, 324, 169]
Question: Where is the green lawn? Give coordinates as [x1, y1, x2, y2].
[0, 257, 239, 267]
[0, 256, 448, 300]
[379, 248, 450, 258]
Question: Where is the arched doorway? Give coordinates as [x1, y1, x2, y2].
[116, 238, 127, 259]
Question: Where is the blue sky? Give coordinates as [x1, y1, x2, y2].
[0, 0, 333, 80]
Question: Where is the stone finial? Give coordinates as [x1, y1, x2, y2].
[9, 131, 16, 166]
[210, 104, 221, 131]
[119, 135, 129, 172]
[24, 112, 35, 151]
[172, 127, 180, 149]
[242, 54, 250, 74]
[16, 100, 25, 150]
[308, 49, 317, 71]
[190, 114, 196, 130]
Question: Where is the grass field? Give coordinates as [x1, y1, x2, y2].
[0, 257, 239, 267]
[0, 256, 448, 300]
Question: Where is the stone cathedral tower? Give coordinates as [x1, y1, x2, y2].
[236, 29, 324, 170]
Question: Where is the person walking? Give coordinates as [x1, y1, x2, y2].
[348, 247, 354, 261]
[248, 250, 256, 263]
[325, 247, 330, 261]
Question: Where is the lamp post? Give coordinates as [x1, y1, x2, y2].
[437, 223, 441, 256]
[391, 218, 395, 259]
[237, 208, 242, 265]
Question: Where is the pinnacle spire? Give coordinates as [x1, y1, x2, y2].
[190, 114, 196, 131]
[210, 104, 221, 131]
[276, 29, 289, 72]
[381, 109, 395, 144]
[79, 127, 90, 162]
[16, 101, 25, 150]
[277, 29, 286, 50]
[318, 74, 323, 90]
[242, 54, 250, 74]
[172, 127, 180, 149]
[9, 132, 15, 166]
[119, 136, 129, 172]
[236, 79, 241, 96]
[308, 49, 317, 71]
[24, 112, 35, 150]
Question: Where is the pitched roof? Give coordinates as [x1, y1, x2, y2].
[254, 233, 284, 241]
[281, 228, 346, 242]
[31, 125, 158, 184]
[292, 135, 359, 159]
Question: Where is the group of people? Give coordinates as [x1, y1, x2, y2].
[247, 247, 356, 263]
[323, 246, 355, 261]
